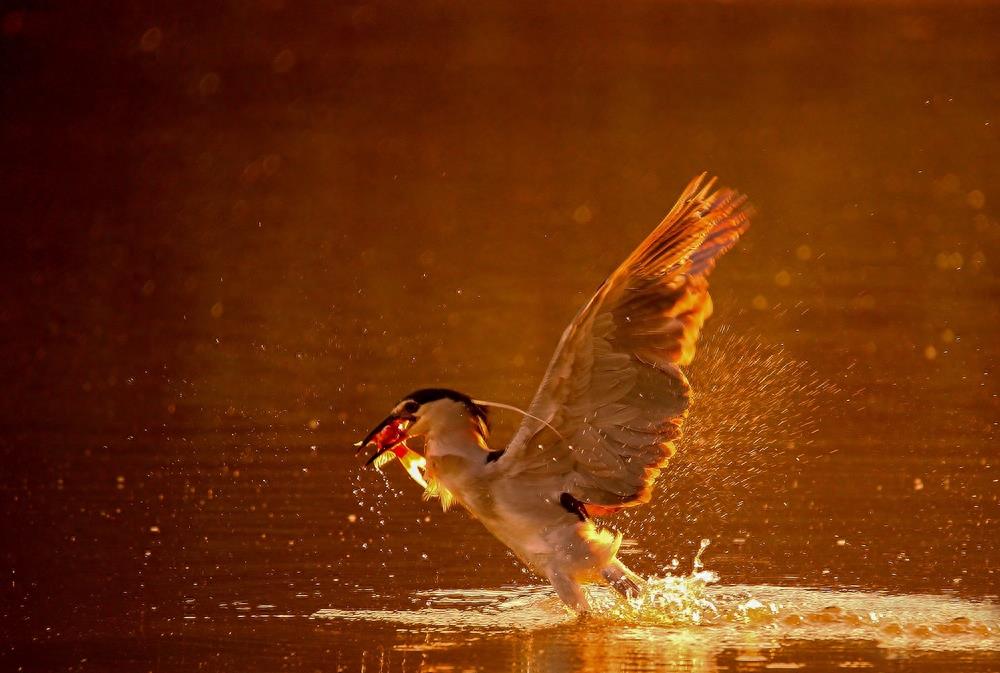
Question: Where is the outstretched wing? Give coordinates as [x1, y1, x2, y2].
[503, 174, 751, 512]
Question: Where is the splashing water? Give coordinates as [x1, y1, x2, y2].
[665, 329, 835, 511]
[313, 540, 999, 653]
[592, 539, 721, 625]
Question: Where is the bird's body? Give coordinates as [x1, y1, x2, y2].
[416, 403, 630, 609]
[356, 175, 752, 612]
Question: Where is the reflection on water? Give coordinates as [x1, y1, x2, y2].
[315, 583, 999, 650]
[312, 560, 999, 672]
[309, 539, 999, 670]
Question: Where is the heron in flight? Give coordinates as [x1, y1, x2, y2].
[355, 174, 751, 612]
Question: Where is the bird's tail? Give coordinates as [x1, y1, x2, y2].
[601, 558, 645, 600]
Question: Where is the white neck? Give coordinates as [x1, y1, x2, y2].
[426, 417, 484, 459]
[410, 398, 489, 461]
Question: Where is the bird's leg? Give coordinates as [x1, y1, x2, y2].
[547, 570, 590, 613]
[601, 559, 645, 601]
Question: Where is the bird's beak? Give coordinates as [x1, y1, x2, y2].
[354, 413, 414, 466]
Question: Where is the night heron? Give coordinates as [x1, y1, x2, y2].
[356, 174, 751, 612]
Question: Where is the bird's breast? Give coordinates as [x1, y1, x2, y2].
[425, 453, 496, 517]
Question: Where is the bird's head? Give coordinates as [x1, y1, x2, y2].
[355, 388, 489, 465]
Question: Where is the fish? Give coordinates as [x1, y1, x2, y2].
[355, 417, 428, 488]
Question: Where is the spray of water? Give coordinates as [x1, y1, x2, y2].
[314, 540, 999, 652]
[620, 326, 836, 546]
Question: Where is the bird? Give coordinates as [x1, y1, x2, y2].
[355, 174, 751, 612]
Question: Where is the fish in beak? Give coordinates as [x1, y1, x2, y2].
[355, 413, 410, 464]
[354, 413, 427, 488]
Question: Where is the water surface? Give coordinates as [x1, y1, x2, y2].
[1, 1, 998, 671]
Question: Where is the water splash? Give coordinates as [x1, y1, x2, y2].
[313, 541, 999, 653]
[623, 329, 838, 549]
[313, 583, 998, 652]
[670, 329, 834, 505]
[595, 538, 720, 625]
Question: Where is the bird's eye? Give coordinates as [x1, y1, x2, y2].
[402, 401, 419, 414]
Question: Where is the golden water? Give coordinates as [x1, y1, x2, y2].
[314, 543, 999, 670]
[2, 1, 998, 672]
[314, 583, 999, 650]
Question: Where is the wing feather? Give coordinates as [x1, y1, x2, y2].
[504, 174, 751, 511]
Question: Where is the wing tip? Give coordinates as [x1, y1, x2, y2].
[630, 174, 752, 276]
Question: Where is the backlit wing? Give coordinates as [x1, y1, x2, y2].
[504, 174, 751, 512]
